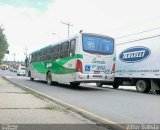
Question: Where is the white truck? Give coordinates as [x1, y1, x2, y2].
[97, 29, 160, 93]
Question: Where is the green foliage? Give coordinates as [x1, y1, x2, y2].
[0, 26, 9, 63]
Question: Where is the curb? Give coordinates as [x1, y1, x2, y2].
[1, 75, 126, 130]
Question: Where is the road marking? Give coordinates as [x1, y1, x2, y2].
[5, 76, 29, 79]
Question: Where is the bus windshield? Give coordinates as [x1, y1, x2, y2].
[82, 34, 114, 55]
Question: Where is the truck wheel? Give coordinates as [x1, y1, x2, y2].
[96, 83, 103, 87]
[113, 83, 119, 89]
[47, 72, 52, 85]
[155, 90, 160, 94]
[136, 80, 150, 93]
[70, 82, 80, 87]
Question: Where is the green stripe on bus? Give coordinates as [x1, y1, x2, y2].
[74, 54, 83, 59]
[32, 54, 83, 74]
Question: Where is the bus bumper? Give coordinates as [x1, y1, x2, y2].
[75, 72, 114, 82]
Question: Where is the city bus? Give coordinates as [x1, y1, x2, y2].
[27, 33, 116, 86]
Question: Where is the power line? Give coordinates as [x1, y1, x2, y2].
[102, 15, 160, 35]
[116, 26, 160, 39]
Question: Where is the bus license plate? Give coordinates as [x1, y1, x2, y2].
[94, 71, 100, 74]
[97, 66, 105, 71]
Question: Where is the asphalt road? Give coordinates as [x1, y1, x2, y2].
[0, 69, 160, 124]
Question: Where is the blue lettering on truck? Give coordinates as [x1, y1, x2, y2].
[119, 46, 151, 63]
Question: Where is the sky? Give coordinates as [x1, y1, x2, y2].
[1, 0, 160, 61]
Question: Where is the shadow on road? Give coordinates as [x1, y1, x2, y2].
[31, 80, 108, 92]
[26, 79, 159, 95]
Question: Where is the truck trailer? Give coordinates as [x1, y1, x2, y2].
[97, 29, 160, 93]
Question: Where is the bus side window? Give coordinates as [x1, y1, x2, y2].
[55, 45, 60, 59]
[35, 52, 39, 62]
[32, 54, 34, 63]
[52, 45, 59, 59]
[38, 52, 40, 61]
[33, 53, 36, 62]
[60, 41, 69, 58]
[69, 39, 76, 57]
[47, 47, 51, 61]
[44, 49, 47, 61]
[39, 50, 42, 61]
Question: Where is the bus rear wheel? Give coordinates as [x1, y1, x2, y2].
[96, 83, 103, 87]
[47, 72, 52, 85]
[136, 80, 150, 93]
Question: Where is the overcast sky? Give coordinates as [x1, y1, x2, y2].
[1, 0, 160, 61]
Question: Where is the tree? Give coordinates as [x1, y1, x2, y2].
[0, 26, 9, 64]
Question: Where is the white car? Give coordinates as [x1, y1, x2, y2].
[17, 66, 25, 76]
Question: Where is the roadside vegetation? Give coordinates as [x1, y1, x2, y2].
[43, 104, 69, 114]
[0, 26, 9, 64]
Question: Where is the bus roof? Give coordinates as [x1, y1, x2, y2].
[30, 33, 114, 55]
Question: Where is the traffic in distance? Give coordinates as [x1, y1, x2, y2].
[0, 63, 26, 76]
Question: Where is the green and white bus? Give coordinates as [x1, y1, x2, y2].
[27, 33, 115, 86]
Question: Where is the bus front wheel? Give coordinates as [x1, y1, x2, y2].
[29, 72, 34, 81]
[47, 72, 52, 85]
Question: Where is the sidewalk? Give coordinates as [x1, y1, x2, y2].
[0, 76, 108, 130]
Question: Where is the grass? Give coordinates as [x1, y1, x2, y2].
[43, 104, 69, 114]
[43, 104, 59, 110]
[24, 89, 44, 100]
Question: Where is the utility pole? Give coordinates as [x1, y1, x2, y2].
[24, 46, 28, 58]
[24, 46, 28, 67]
[61, 21, 73, 37]
[13, 53, 16, 63]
